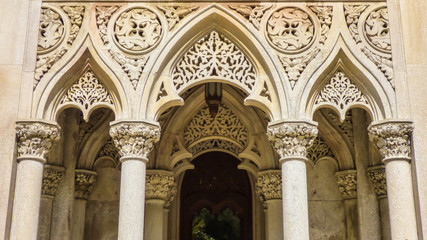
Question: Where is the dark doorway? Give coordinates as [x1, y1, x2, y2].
[180, 152, 253, 240]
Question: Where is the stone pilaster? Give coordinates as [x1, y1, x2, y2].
[335, 170, 357, 200]
[74, 169, 97, 200]
[368, 166, 387, 199]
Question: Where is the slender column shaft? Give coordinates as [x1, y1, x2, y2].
[38, 196, 54, 240]
[163, 209, 169, 240]
[378, 198, 391, 240]
[71, 199, 87, 240]
[343, 199, 359, 240]
[145, 199, 165, 240]
[265, 199, 283, 240]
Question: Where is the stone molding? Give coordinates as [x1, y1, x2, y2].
[368, 165, 387, 198]
[74, 169, 97, 200]
[335, 170, 357, 200]
[109, 121, 161, 161]
[42, 165, 65, 197]
[15, 121, 61, 162]
[146, 170, 177, 206]
[368, 120, 413, 162]
[256, 170, 282, 201]
[266, 121, 318, 161]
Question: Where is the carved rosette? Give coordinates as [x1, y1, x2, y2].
[75, 169, 97, 200]
[38, 7, 65, 54]
[368, 121, 413, 162]
[368, 166, 387, 198]
[266, 121, 318, 160]
[15, 121, 60, 161]
[256, 170, 282, 202]
[146, 170, 177, 206]
[335, 170, 357, 200]
[41, 165, 65, 197]
[109, 121, 161, 160]
[364, 7, 391, 53]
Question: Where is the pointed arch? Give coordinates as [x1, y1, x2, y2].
[138, 4, 289, 122]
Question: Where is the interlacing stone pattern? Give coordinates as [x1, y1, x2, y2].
[60, 69, 113, 111]
[38, 7, 65, 53]
[95, 6, 120, 45]
[172, 31, 256, 93]
[184, 104, 248, 148]
[157, 6, 199, 31]
[256, 171, 282, 202]
[109, 122, 161, 159]
[228, 5, 271, 30]
[189, 139, 243, 156]
[335, 171, 357, 200]
[368, 166, 387, 198]
[307, 136, 334, 163]
[74, 170, 97, 200]
[146, 172, 177, 206]
[266, 122, 318, 159]
[42, 165, 65, 197]
[368, 122, 413, 161]
[15, 122, 61, 161]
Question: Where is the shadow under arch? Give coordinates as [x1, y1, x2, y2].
[138, 4, 289, 122]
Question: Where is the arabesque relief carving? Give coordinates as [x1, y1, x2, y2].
[309, 6, 333, 45]
[229, 5, 271, 30]
[61, 6, 85, 45]
[361, 47, 394, 88]
[146, 172, 177, 205]
[189, 139, 243, 156]
[172, 31, 256, 92]
[307, 136, 334, 163]
[109, 50, 149, 89]
[157, 6, 199, 30]
[38, 7, 65, 53]
[75, 170, 97, 200]
[344, 5, 368, 44]
[364, 7, 391, 53]
[95, 6, 120, 45]
[35, 47, 67, 88]
[335, 170, 357, 200]
[256, 171, 282, 201]
[98, 138, 121, 162]
[42, 165, 65, 197]
[368, 166, 387, 198]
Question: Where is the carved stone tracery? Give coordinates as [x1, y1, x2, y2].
[335, 170, 357, 200]
[74, 169, 97, 200]
[307, 136, 334, 163]
[42, 165, 65, 197]
[256, 170, 282, 201]
[189, 139, 243, 156]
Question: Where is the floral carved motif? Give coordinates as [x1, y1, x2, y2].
[184, 104, 248, 147]
[114, 8, 162, 53]
[109, 122, 161, 159]
[229, 5, 271, 30]
[267, 7, 314, 52]
[38, 7, 65, 53]
[315, 71, 369, 110]
[335, 170, 357, 200]
[157, 6, 199, 30]
[97, 138, 121, 162]
[172, 31, 256, 92]
[60, 69, 113, 110]
[256, 170, 282, 201]
[189, 139, 243, 156]
[368, 166, 387, 198]
[95, 6, 120, 44]
[34, 47, 67, 88]
[42, 165, 65, 197]
[309, 6, 333, 45]
[16, 122, 60, 160]
[307, 136, 334, 163]
[344, 5, 368, 44]
[61, 6, 85, 45]
[266, 122, 318, 159]
[75, 170, 97, 200]
[146, 171, 177, 205]
[279, 48, 320, 89]
[361, 47, 394, 88]
[364, 7, 391, 53]
[109, 49, 149, 89]
[368, 122, 413, 161]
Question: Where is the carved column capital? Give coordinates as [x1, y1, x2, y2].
[335, 170, 357, 200]
[256, 170, 282, 201]
[145, 170, 176, 206]
[75, 169, 97, 200]
[41, 165, 65, 197]
[109, 121, 161, 161]
[15, 121, 61, 162]
[266, 121, 318, 161]
[368, 165, 387, 198]
[368, 120, 413, 162]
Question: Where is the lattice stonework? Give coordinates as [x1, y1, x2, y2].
[172, 31, 256, 92]
[184, 104, 248, 147]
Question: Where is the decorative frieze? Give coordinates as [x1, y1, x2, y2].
[95, 6, 120, 45]
[15, 121, 60, 161]
[41, 165, 65, 197]
[256, 170, 282, 201]
[229, 5, 271, 30]
[74, 169, 97, 200]
[157, 6, 199, 30]
[368, 121, 413, 161]
[266, 121, 318, 159]
[368, 165, 387, 198]
[109, 121, 161, 160]
[145, 170, 176, 205]
[335, 170, 357, 200]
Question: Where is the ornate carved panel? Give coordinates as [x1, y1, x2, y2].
[307, 136, 334, 163]
[256, 170, 282, 201]
[335, 170, 357, 200]
[75, 169, 97, 200]
[38, 7, 65, 54]
[42, 165, 65, 197]
[157, 6, 199, 30]
[109, 49, 149, 89]
[95, 6, 120, 45]
[229, 5, 271, 30]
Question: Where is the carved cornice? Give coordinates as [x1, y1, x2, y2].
[335, 170, 357, 200]
[75, 169, 97, 200]
[368, 121, 413, 162]
[266, 121, 318, 160]
[368, 165, 387, 198]
[256, 170, 282, 201]
[42, 165, 65, 197]
[15, 121, 61, 161]
[109, 121, 161, 160]
[146, 170, 177, 206]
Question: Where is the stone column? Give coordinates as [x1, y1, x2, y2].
[110, 121, 161, 240]
[368, 165, 391, 240]
[368, 121, 417, 240]
[335, 170, 359, 240]
[145, 170, 176, 240]
[10, 121, 60, 240]
[71, 169, 97, 240]
[38, 165, 65, 240]
[267, 121, 317, 240]
[256, 170, 283, 240]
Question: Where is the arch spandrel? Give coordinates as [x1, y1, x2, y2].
[139, 4, 289, 122]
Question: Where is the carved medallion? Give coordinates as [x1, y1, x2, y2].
[266, 7, 315, 53]
[364, 7, 391, 53]
[38, 7, 65, 54]
[114, 8, 162, 53]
